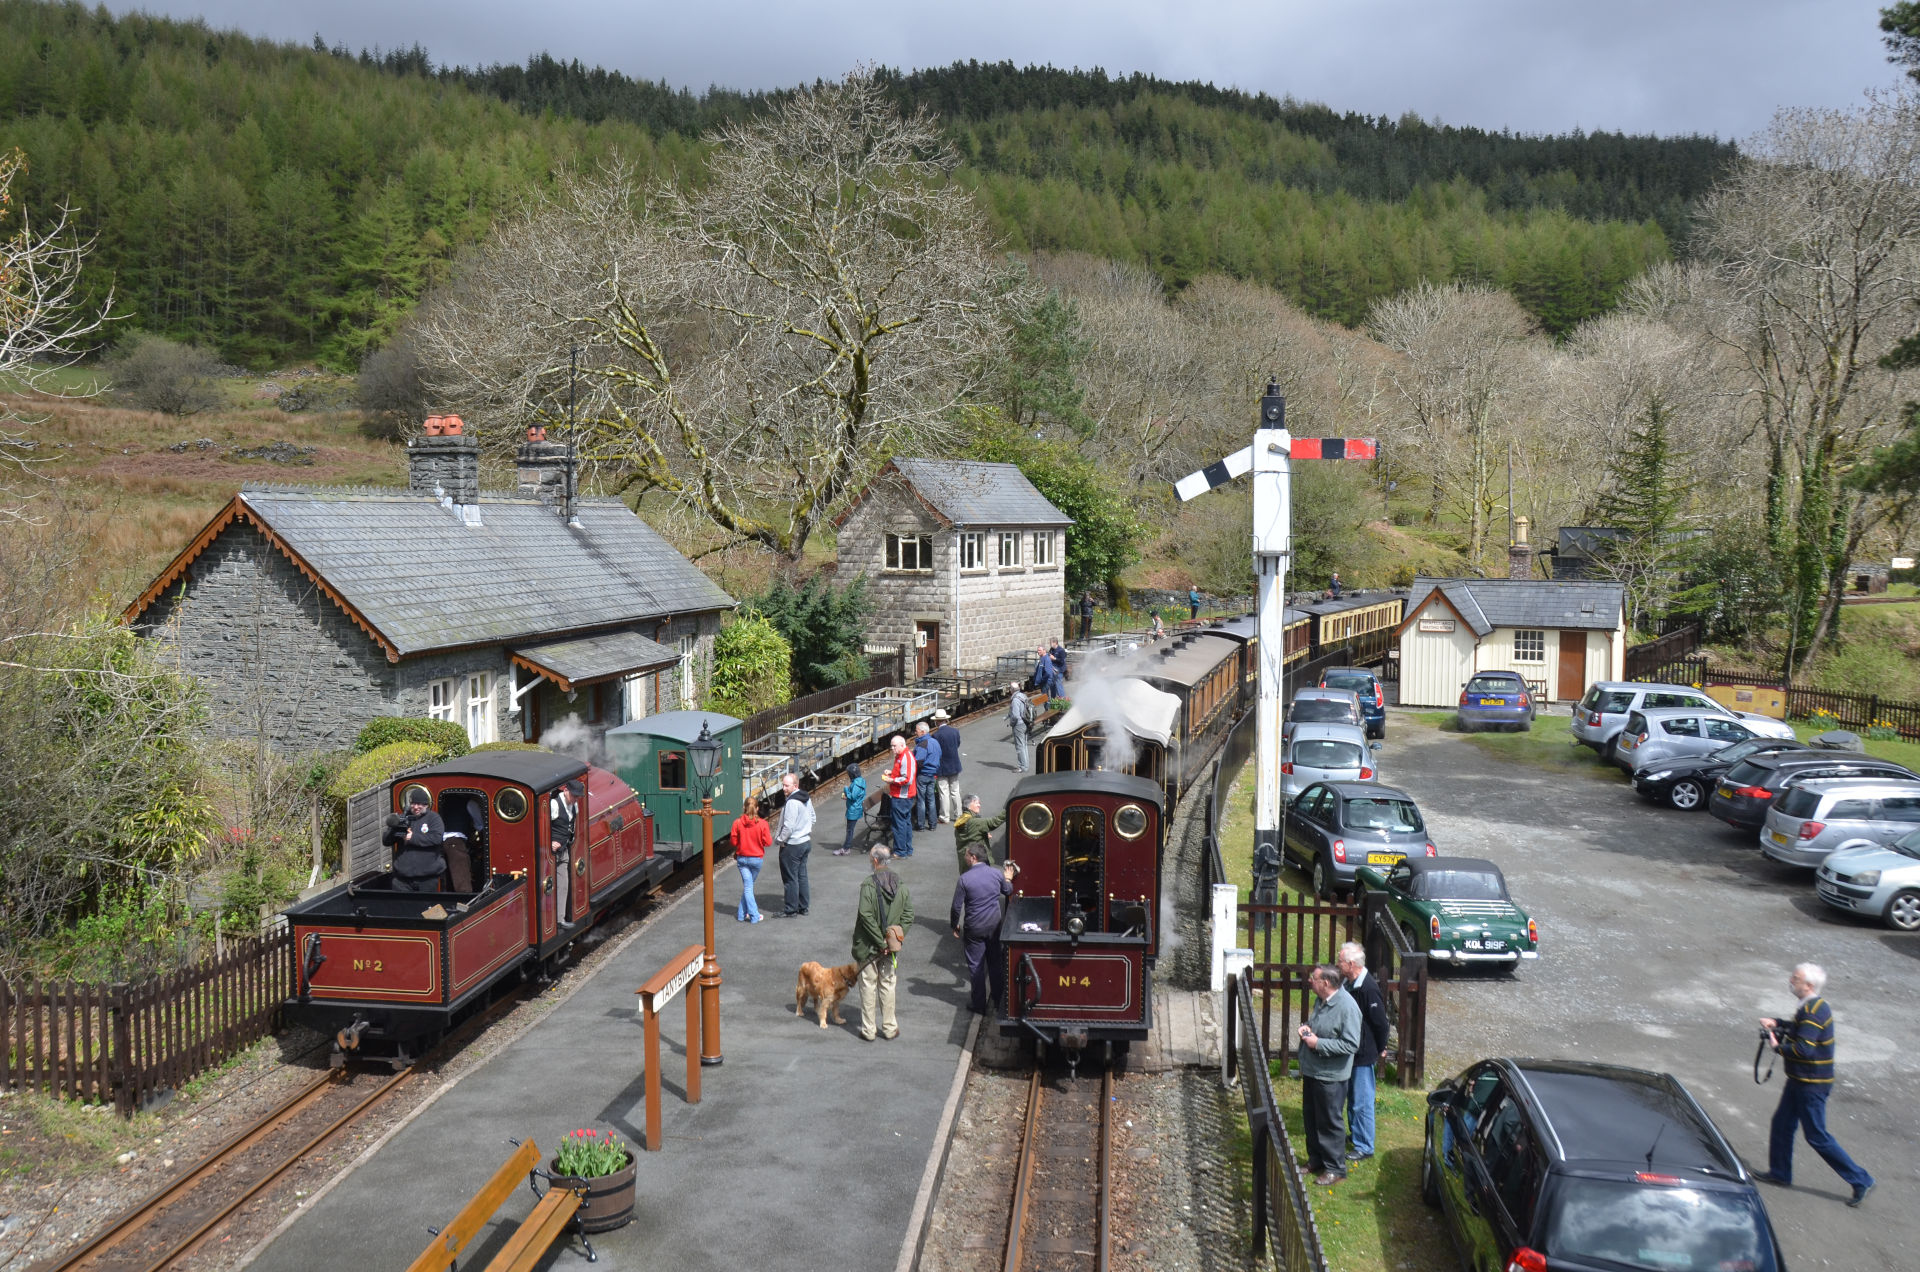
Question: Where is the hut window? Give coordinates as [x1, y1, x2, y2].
[959, 532, 986, 571]
[1033, 532, 1055, 567]
[1514, 629, 1546, 663]
[998, 531, 1022, 568]
[885, 533, 933, 572]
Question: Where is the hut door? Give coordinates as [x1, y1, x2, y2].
[916, 622, 940, 677]
[1557, 631, 1587, 702]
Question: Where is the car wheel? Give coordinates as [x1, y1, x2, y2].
[1887, 889, 1920, 932]
[1312, 859, 1331, 901]
[1421, 1123, 1443, 1207]
[1668, 778, 1706, 811]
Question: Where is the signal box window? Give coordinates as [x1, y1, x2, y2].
[959, 531, 986, 571]
[659, 750, 688, 791]
[885, 533, 933, 572]
[1059, 806, 1105, 931]
[998, 531, 1022, 568]
[1513, 629, 1545, 663]
[1033, 532, 1055, 567]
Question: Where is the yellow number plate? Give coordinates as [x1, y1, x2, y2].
[1771, 830, 1791, 846]
[1366, 852, 1401, 865]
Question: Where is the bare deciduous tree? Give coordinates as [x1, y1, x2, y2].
[414, 72, 1008, 559]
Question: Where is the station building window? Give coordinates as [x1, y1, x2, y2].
[1514, 629, 1546, 663]
[1033, 532, 1055, 567]
[959, 531, 986, 571]
[885, 533, 934, 572]
[998, 531, 1022, 569]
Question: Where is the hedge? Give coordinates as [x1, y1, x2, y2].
[328, 740, 445, 799]
[471, 740, 550, 753]
[354, 716, 472, 757]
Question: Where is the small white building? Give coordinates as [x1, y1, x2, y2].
[834, 459, 1073, 676]
[1393, 576, 1626, 707]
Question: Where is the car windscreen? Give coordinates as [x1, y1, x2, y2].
[1409, 870, 1505, 900]
[1293, 740, 1365, 769]
[1599, 690, 1636, 714]
[1712, 740, 1767, 764]
[1343, 797, 1423, 833]
[1293, 700, 1356, 722]
[1775, 787, 1820, 819]
[1545, 1178, 1777, 1272]
[1890, 829, 1920, 859]
[1322, 671, 1372, 693]
[1722, 761, 1769, 787]
[1465, 675, 1521, 695]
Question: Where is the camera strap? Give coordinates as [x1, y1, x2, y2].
[1753, 1034, 1776, 1084]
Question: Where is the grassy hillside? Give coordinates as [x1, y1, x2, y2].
[0, 0, 1728, 368]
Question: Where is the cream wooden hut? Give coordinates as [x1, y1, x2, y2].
[1394, 577, 1626, 707]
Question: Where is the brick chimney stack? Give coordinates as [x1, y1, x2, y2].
[406, 417, 479, 504]
[1508, 515, 1535, 580]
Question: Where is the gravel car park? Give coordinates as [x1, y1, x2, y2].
[1759, 777, 1920, 866]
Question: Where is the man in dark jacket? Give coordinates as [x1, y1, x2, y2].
[549, 781, 581, 923]
[931, 710, 963, 825]
[1337, 942, 1392, 1163]
[1077, 591, 1095, 641]
[1030, 648, 1063, 699]
[391, 790, 446, 892]
[911, 722, 942, 831]
[1758, 962, 1875, 1204]
[950, 846, 1016, 1014]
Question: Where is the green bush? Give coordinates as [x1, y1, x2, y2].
[471, 740, 549, 753]
[354, 716, 472, 757]
[328, 740, 444, 799]
[706, 611, 793, 718]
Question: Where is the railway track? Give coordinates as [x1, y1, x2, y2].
[1003, 1067, 1114, 1272]
[40, 1066, 411, 1272]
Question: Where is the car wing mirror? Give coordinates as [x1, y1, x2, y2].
[1427, 1087, 1459, 1109]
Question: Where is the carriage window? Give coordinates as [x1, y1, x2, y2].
[1114, 804, 1148, 839]
[659, 750, 687, 790]
[495, 787, 529, 822]
[1019, 803, 1054, 837]
[1060, 806, 1105, 930]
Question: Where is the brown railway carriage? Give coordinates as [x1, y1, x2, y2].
[284, 751, 666, 1061]
[997, 770, 1166, 1062]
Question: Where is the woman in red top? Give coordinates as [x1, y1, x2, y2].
[731, 801, 772, 923]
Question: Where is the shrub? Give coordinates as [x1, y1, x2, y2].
[105, 332, 226, 415]
[751, 574, 872, 693]
[328, 740, 444, 799]
[471, 740, 550, 753]
[354, 716, 471, 757]
[357, 333, 428, 440]
[706, 611, 792, 718]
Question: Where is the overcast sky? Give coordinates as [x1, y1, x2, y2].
[114, 0, 1898, 139]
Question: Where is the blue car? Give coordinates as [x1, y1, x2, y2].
[1456, 671, 1534, 733]
[1318, 667, 1386, 739]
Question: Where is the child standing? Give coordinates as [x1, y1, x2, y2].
[839, 760, 867, 856]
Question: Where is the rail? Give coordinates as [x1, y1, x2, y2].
[1003, 1067, 1112, 1272]
[1225, 969, 1327, 1272]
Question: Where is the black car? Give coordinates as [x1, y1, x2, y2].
[1423, 1058, 1784, 1272]
[1282, 781, 1435, 899]
[1706, 751, 1918, 831]
[1633, 737, 1806, 811]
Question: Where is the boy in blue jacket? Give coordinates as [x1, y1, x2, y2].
[838, 760, 867, 856]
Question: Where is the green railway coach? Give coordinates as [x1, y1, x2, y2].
[605, 711, 744, 863]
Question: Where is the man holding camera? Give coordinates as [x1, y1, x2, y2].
[1756, 962, 1874, 1207]
[1296, 963, 1360, 1186]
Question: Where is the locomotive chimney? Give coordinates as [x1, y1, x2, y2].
[407, 417, 479, 505]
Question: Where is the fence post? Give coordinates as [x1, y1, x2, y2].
[110, 983, 132, 1117]
[1248, 1106, 1270, 1256]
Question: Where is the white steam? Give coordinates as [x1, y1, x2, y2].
[541, 715, 606, 768]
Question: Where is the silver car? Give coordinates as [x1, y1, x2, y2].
[1282, 722, 1380, 799]
[1618, 707, 1759, 773]
[1816, 837, 1920, 931]
[1759, 778, 1920, 866]
[1284, 688, 1363, 739]
[1572, 680, 1794, 759]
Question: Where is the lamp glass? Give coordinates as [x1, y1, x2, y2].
[689, 719, 724, 786]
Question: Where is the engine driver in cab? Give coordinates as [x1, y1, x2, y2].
[391, 790, 445, 892]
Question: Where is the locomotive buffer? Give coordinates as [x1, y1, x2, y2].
[1173, 384, 1375, 902]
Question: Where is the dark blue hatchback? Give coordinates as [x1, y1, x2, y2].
[1319, 667, 1386, 739]
[1457, 671, 1534, 733]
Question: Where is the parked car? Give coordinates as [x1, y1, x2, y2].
[1422, 1059, 1784, 1272]
[1759, 777, 1920, 866]
[1615, 706, 1760, 772]
[1707, 751, 1920, 832]
[1282, 780, 1435, 900]
[1816, 834, 1920, 931]
[1456, 670, 1535, 733]
[1633, 736, 1808, 810]
[1572, 680, 1794, 759]
[1317, 666, 1387, 738]
[1281, 722, 1380, 800]
[1284, 687, 1363, 739]
[1355, 857, 1538, 968]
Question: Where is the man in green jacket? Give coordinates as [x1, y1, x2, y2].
[952, 794, 1006, 872]
[852, 845, 916, 1041]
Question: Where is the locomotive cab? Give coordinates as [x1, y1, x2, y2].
[998, 771, 1165, 1064]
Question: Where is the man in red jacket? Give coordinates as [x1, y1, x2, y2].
[883, 734, 917, 859]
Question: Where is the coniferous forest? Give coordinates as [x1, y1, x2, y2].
[0, 0, 1735, 366]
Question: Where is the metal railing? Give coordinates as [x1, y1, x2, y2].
[1226, 970, 1328, 1272]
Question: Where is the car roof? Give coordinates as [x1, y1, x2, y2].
[1792, 776, 1920, 796]
[1290, 722, 1370, 744]
[1467, 669, 1526, 680]
[1326, 781, 1412, 799]
[1293, 687, 1358, 702]
[1753, 751, 1912, 773]
[1401, 856, 1500, 876]
[1591, 681, 1696, 693]
[1632, 705, 1731, 720]
[1507, 1061, 1742, 1175]
[1319, 666, 1377, 679]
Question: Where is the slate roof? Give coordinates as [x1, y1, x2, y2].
[512, 630, 682, 691]
[859, 459, 1072, 528]
[128, 486, 734, 659]
[606, 710, 743, 745]
[1404, 576, 1622, 637]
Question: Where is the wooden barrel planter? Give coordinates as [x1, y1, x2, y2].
[549, 1154, 637, 1232]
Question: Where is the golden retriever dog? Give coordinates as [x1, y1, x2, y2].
[794, 960, 859, 1028]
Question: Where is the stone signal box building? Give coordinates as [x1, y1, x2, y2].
[835, 459, 1073, 677]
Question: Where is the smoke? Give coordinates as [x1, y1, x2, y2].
[1063, 649, 1147, 772]
[541, 715, 607, 768]
[1159, 893, 1183, 952]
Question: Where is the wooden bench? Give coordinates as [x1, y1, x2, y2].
[406, 1140, 593, 1272]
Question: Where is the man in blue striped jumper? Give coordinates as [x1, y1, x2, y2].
[1757, 962, 1874, 1206]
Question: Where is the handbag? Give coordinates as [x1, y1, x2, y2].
[885, 924, 906, 953]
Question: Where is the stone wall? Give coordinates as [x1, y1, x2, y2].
[838, 479, 956, 663]
[953, 529, 1064, 667]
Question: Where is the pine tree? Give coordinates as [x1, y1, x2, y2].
[1592, 398, 1696, 633]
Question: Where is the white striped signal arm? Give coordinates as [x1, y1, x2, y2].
[1174, 446, 1253, 503]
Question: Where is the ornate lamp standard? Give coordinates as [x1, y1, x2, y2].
[688, 720, 725, 1066]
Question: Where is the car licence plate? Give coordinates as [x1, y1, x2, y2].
[1717, 786, 1735, 799]
[1478, 698, 1505, 706]
[1771, 830, 1791, 846]
[1366, 852, 1401, 865]
[1465, 939, 1506, 951]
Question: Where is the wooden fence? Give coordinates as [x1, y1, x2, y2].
[1623, 623, 1702, 680]
[2, 929, 292, 1116]
[1630, 658, 1920, 741]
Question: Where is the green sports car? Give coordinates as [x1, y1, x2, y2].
[1354, 856, 1538, 968]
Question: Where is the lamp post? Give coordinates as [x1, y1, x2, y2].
[688, 720, 725, 1066]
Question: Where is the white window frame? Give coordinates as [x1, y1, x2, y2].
[1513, 629, 1546, 663]
[998, 531, 1022, 569]
[428, 677, 459, 724]
[624, 671, 649, 720]
[885, 532, 933, 573]
[464, 672, 496, 743]
[959, 531, 986, 571]
[1033, 531, 1056, 568]
[679, 634, 697, 708]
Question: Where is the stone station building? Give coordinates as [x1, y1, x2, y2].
[834, 458, 1072, 676]
[125, 431, 734, 756]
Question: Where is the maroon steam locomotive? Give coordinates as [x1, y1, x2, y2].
[283, 750, 669, 1064]
[997, 769, 1166, 1070]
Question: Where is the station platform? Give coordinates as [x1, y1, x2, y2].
[247, 711, 1026, 1272]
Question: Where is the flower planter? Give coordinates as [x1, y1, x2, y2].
[548, 1153, 636, 1232]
